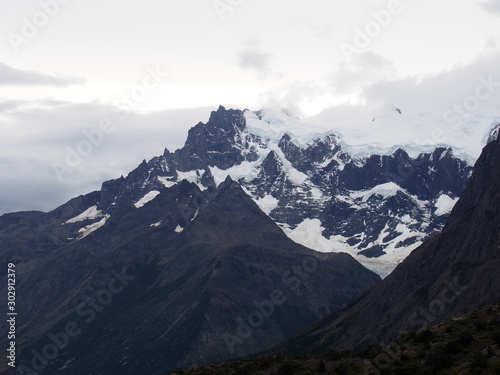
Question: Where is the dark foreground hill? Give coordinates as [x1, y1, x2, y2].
[168, 303, 500, 375]
[0, 178, 379, 375]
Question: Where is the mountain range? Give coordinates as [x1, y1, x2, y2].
[0, 106, 498, 374]
[6, 106, 481, 276]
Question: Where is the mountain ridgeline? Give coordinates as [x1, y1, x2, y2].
[0, 106, 493, 375]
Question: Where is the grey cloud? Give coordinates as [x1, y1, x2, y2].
[309, 52, 500, 128]
[0, 100, 25, 112]
[258, 81, 325, 117]
[238, 40, 273, 79]
[0, 101, 213, 215]
[363, 52, 500, 113]
[332, 51, 396, 94]
[308, 23, 333, 40]
[481, 0, 500, 16]
[0, 62, 86, 86]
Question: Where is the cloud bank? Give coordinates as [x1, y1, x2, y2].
[0, 62, 86, 86]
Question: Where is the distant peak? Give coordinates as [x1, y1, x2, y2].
[252, 107, 299, 122]
[219, 175, 235, 187]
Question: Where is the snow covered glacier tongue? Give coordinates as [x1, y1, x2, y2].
[98, 106, 474, 277]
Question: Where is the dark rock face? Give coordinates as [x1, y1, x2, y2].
[0, 177, 379, 375]
[172, 106, 255, 171]
[279, 135, 500, 354]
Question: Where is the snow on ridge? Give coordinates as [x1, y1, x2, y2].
[267, 143, 308, 185]
[77, 215, 109, 239]
[134, 191, 161, 208]
[244, 109, 333, 148]
[331, 112, 500, 165]
[244, 108, 500, 165]
[176, 170, 207, 190]
[351, 182, 402, 202]
[210, 162, 260, 186]
[66, 205, 103, 224]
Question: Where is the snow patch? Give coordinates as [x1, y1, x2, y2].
[77, 216, 109, 239]
[66, 205, 102, 224]
[266, 145, 308, 185]
[134, 191, 160, 208]
[435, 194, 459, 216]
[175, 225, 184, 233]
[310, 187, 323, 200]
[282, 218, 424, 279]
[282, 219, 358, 257]
[210, 161, 260, 186]
[157, 176, 177, 188]
[352, 182, 402, 202]
[176, 170, 207, 190]
[255, 195, 279, 215]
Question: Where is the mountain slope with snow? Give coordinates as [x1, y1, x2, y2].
[25, 106, 490, 277]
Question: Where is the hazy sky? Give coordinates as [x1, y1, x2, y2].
[1, 0, 500, 214]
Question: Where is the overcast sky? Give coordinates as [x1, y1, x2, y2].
[1, 0, 500, 214]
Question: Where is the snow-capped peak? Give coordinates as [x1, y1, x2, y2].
[244, 108, 333, 148]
